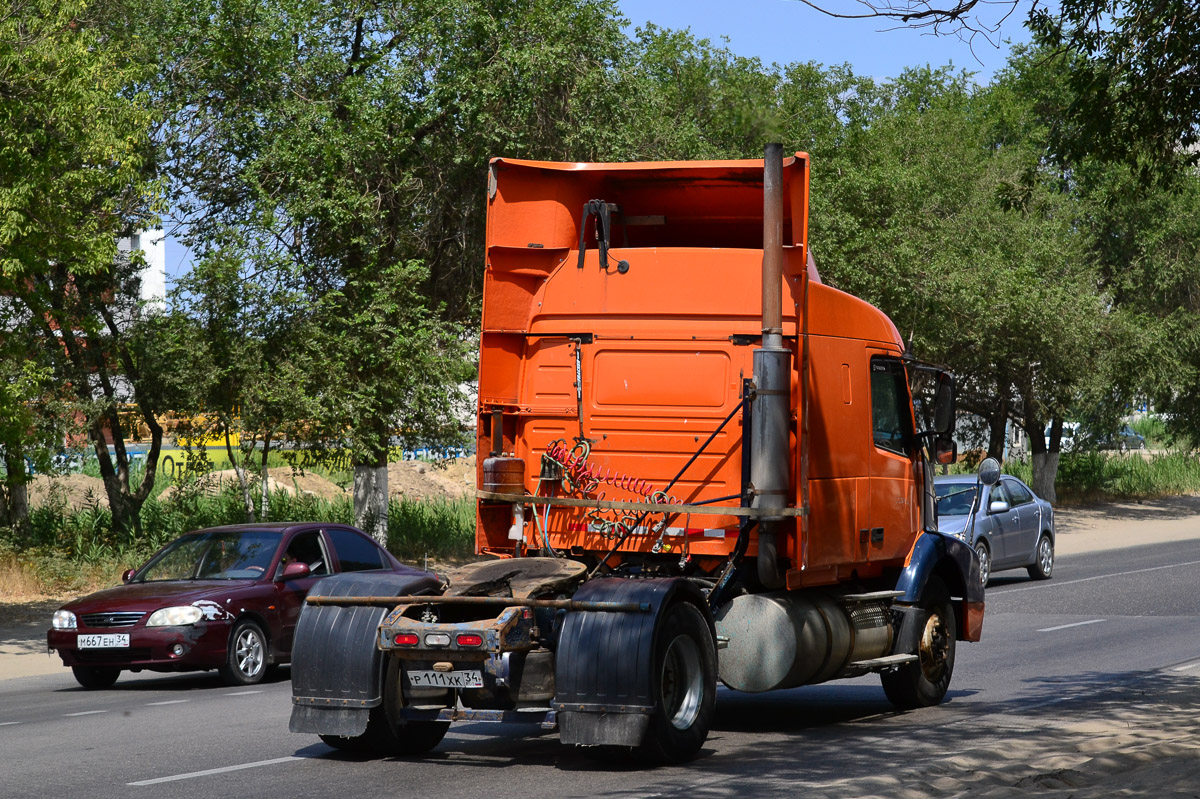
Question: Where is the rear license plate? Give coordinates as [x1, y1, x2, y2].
[408, 670, 484, 689]
[78, 633, 130, 649]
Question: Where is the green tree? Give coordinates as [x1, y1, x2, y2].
[0, 0, 164, 534]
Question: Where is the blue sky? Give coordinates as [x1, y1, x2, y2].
[618, 0, 1031, 83]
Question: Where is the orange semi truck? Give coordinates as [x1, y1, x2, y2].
[289, 145, 983, 762]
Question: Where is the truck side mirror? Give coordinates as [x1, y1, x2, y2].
[933, 372, 955, 435]
[934, 437, 957, 465]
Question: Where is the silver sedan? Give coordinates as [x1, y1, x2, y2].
[934, 474, 1055, 588]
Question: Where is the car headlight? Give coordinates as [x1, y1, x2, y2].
[146, 606, 204, 627]
[52, 610, 77, 630]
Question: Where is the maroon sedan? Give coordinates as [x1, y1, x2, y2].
[47, 522, 428, 689]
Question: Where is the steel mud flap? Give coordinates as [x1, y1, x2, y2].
[289, 571, 441, 736]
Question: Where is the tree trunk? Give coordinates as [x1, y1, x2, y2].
[1031, 451, 1059, 504]
[986, 399, 1009, 462]
[1024, 407, 1058, 504]
[3, 449, 29, 535]
[353, 452, 389, 545]
[259, 433, 272, 522]
[226, 425, 255, 522]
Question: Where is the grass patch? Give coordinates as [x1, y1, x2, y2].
[998, 451, 1200, 503]
[1, 483, 475, 598]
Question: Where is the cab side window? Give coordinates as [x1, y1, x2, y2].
[870, 357, 914, 455]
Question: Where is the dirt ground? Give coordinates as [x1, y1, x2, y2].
[7, 494, 1200, 795]
[27, 456, 476, 507]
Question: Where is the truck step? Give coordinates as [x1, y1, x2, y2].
[840, 590, 906, 603]
[848, 654, 918, 670]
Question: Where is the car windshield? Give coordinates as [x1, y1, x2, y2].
[935, 483, 977, 517]
[136, 531, 282, 581]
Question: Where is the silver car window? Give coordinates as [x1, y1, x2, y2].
[1004, 478, 1034, 506]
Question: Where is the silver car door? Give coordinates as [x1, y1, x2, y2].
[986, 481, 1021, 566]
[1004, 478, 1041, 565]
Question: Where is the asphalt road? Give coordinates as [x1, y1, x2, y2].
[5, 539, 1200, 798]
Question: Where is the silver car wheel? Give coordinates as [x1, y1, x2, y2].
[1037, 537, 1053, 576]
[1028, 534, 1054, 580]
[975, 541, 990, 588]
[235, 627, 264, 678]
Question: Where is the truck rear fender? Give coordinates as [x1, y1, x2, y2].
[555, 577, 712, 747]
[289, 571, 442, 737]
[895, 532, 984, 642]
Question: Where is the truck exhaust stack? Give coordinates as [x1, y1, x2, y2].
[752, 142, 792, 588]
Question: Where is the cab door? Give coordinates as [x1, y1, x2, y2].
[867, 355, 919, 562]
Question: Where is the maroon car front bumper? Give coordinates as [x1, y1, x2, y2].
[48, 620, 232, 672]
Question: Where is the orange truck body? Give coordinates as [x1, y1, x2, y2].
[290, 150, 981, 762]
[476, 153, 920, 585]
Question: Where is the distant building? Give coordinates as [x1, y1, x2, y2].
[118, 228, 166, 310]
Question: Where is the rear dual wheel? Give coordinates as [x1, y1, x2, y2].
[638, 602, 717, 763]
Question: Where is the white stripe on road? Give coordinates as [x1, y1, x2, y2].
[1172, 661, 1200, 672]
[999, 558, 1200, 594]
[63, 710, 108, 717]
[225, 690, 262, 696]
[146, 700, 190, 706]
[0, 721, 21, 726]
[1038, 619, 1107, 633]
[127, 756, 304, 786]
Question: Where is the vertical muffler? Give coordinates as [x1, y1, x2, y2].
[752, 143, 791, 589]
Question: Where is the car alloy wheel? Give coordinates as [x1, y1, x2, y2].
[221, 620, 267, 685]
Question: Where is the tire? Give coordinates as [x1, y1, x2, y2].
[881, 576, 956, 710]
[72, 665, 120, 690]
[638, 601, 717, 764]
[1028, 534, 1054, 580]
[974, 541, 991, 589]
[320, 656, 449, 756]
[220, 619, 268, 686]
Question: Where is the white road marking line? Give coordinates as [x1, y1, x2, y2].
[0, 721, 21, 726]
[146, 700, 190, 706]
[999, 558, 1200, 593]
[63, 710, 108, 717]
[127, 756, 304, 786]
[1038, 619, 1107, 633]
[1172, 661, 1200, 672]
[225, 690, 262, 696]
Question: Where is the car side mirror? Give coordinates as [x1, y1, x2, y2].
[278, 561, 311, 581]
[122, 569, 136, 584]
[988, 500, 1010, 514]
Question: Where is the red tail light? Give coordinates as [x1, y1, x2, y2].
[394, 633, 419, 646]
[456, 633, 483, 647]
